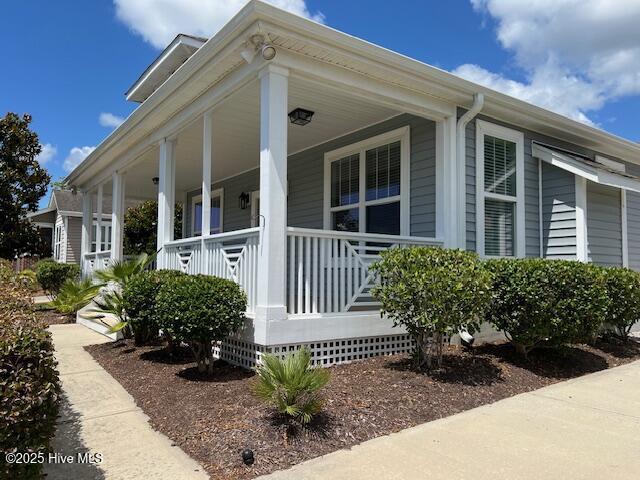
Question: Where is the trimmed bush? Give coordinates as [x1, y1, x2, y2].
[156, 274, 247, 374]
[0, 278, 60, 479]
[254, 347, 330, 426]
[602, 267, 640, 341]
[122, 269, 186, 345]
[371, 247, 492, 369]
[35, 259, 79, 297]
[485, 258, 609, 356]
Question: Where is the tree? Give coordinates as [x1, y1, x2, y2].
[123, 200, 182, 255]
[0, 113, 51, 258]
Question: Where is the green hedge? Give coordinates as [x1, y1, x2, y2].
[485, 258, 609, 356]
[35, 259, 79, 296]
[371, 247, 492, 369]
[122, 270, 186, 345]
[602, 266, 640, 340]
[0, 279, 60, 479]
[156, 274, 246, 374]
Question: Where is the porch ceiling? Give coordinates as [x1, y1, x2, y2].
[122, 76, 400, 199]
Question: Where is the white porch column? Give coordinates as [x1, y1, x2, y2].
[575, 176, 588, 262]
[436, 115, 458, 248]
[81, 190, 92, 277]
[202, 111, 213, 237]
[157, 138, 176, 268]
[95, 184, 103, 253]
[111, 171, 125, 262]
[256, 65, 289, 324]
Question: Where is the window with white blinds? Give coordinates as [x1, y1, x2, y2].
[476, 121, 525, 257]
[325, 128, 409, 235]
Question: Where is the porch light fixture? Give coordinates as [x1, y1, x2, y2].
[288, 108, 314, 126]
[241, 34, 276, 63]
[238, 192, 250, 210]
[152, 177, 159, 186]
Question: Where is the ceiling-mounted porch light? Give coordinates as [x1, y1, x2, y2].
[152, 177, 159, 186]
[288, 108, 314, 126]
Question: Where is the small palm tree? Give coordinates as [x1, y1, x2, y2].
[48, 279, 103, 315]
[253, 348, 330, 425]
[94, 253, 154, 286]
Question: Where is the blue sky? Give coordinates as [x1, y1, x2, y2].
[2, 1, 639, 207]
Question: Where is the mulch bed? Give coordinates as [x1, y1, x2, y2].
[86, 338, 640, 480]
[36, 307, 74, 325]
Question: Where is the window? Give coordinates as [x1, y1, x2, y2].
[192, 188, 223, 236]
[53, 224, 62, 261]
[476, 121, 525, 257]
[90, 222, 112, 252]
[324, 127, 409, 235]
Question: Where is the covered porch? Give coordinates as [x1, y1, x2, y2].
[73, 26, 459, 359]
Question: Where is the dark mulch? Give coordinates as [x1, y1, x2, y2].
[86, 338, 640, 480]
[35, 307, 74, 325]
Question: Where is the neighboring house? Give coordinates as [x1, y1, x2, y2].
[64, 1, 640, 366]
[28, 189, 138, 264]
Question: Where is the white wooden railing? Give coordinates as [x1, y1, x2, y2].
[82, 250, 112, 279]
[163, 228, 260, 313]
[286, 227, 444, 315]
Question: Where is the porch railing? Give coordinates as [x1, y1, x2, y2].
[82, 250, 112, 279]
[286, 227, 444, 315]
[163, 228, 260, 313]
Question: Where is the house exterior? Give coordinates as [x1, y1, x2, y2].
[28, 189, 138, 264]
[64, 1, 640, 367]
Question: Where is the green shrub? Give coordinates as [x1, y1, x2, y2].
[485, 258, 609, 356]
[0, 279, 60, 479]
[371, 247, 492, 369]
[35, 259, 79, 296]
[48, 279, 102, 315]
[122, 270, 186, 345]
[254, 347, 330, 425]
[602, 267, 640, 341]
[156, 274, 246, 374]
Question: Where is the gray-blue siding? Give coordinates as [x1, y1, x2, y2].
[626, 163, 640, 271]
[185, 114, 437, 238]
[587, 182, 623, 267]
[541, 163, 577, 260]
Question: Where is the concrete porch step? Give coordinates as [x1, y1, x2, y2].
[76, 302, 122, 341]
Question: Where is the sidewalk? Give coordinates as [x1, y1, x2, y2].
[45, 324, 208, 480]
[261, 360, 640, 480]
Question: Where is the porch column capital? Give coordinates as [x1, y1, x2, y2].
[258, 64, 289, 79]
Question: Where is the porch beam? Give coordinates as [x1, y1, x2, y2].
[255, 65, 289, 325]
[80, 190, 93, 277]
[111, 171, 125, 262]
[201, 111, 213, 237]
[95, 184, 103, 253]
[157, 138, 176, 268]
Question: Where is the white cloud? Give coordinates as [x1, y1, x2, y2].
[114, 0, 324, 49]
[99, 112, 125, 128]
[36, 143, 57, 166]
[456, 0, 640, 124]
[63, 146, 96, 173]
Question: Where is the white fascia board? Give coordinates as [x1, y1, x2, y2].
[534, 143, 640, 193]
[26, 205, 56, 218]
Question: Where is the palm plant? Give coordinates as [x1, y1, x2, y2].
[82, 288, 129, 335]
[94, 252, 154, 286]
[48, 279, 103, 315]
[253, 348, 330, 425]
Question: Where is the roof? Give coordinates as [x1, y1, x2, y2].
[65, 0, 640, 187]
[126, 34, 207, 103]
[27, 189, 143, 220]
[533, 143, 640, 193]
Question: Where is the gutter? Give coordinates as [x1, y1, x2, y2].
[456, 93, 484, 249]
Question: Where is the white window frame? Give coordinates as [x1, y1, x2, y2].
[476, 120, 525, 258]
[323, 126, 411, 235]
[250, 190, 260, 227]
[91, 220, 112, 253]
[53, 223, 62, 261]
[191, 188, 224, 236]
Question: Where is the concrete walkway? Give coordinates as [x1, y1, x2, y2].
[261, 360, 640, 480]
[45, 324, 208, 480]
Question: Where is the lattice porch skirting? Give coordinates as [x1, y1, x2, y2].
[213, 334, 418, 369]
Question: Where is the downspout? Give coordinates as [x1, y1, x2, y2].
[456, 93, 484, 348]
[456, 93, 485, 250]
